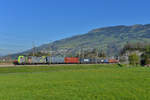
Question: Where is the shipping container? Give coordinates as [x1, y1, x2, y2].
[90, 58, 97, 63]
[46, 57, 65, 64]
[103, 59, 109, 63]
[80, 58, 90, 64]
[65, 57, 79, 63]
[80, 58, 103, 64]
[51, 57, 65, 64]
[109, 59, 119, 63]
[96, 58, 103, 63]
[101, 59, 104, 63]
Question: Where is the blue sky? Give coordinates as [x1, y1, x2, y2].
[0, 0, 150, 55]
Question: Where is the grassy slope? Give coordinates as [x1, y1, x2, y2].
[0, 65, 149, 100]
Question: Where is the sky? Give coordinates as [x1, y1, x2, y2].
[0, 0, 150, 55]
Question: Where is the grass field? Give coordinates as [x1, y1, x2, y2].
[0, 64, 149, 100]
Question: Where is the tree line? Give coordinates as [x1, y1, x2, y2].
[121, 42, 150, 66]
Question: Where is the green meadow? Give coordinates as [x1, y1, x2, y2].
[0, 64, 149, 100]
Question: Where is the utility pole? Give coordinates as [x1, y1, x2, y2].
[49, 45, 52, 64]
[78, 48, 81, 58]
[82, 48, 84, 58]
[32, 41, 35, 56]
[49, 46, 51, 57]
[96, 48, 99, 64]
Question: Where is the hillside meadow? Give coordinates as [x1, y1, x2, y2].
[0, 64, 149, 100]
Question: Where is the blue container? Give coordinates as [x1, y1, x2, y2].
[89, 58, 97, 63]
[103, 59, 109, 63]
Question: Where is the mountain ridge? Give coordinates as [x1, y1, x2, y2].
[9, 24, 150, 58]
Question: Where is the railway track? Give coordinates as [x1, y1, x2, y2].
[0, 63, 111, 68]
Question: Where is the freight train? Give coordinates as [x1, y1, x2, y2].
[13, 56, 119, 65]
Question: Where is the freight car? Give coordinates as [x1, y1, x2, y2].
[13, 56, 119, 65]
